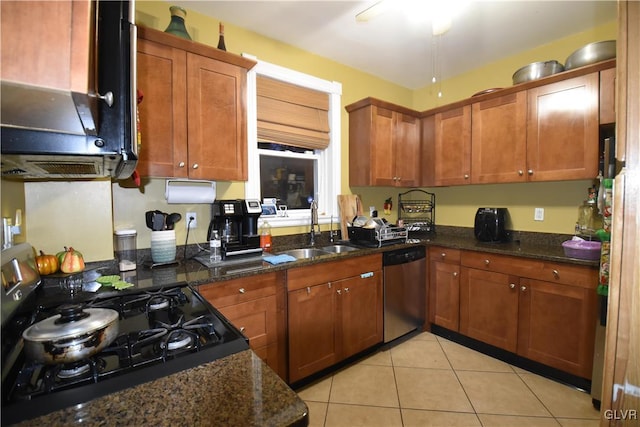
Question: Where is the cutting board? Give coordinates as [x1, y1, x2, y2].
[337, 195, 363, 238]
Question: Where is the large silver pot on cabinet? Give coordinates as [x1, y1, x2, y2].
[512, 60, 564, 85]
[22, 305, 119, 365]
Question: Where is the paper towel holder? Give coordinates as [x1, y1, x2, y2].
[165, 179, 217, 204]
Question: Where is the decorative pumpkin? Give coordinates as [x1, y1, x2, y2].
[35, 250, 59, 275]
[59, 247, 85, 274]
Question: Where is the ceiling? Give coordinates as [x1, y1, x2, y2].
[173, 0, 617, 89]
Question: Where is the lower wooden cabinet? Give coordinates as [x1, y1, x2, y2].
[287, 254, 383, 383]
[428, 247, 461, 331]
[198, 272, 286, 379]
[430, 248, 599, 379]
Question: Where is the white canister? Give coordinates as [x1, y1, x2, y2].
[150, 230, 176, 263]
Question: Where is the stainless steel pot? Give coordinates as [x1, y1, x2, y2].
[512, 60, 564, 85]
[22, 305, 119, 365]
[565, 40, 616, 70]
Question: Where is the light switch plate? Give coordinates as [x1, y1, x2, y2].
[534, 208, 544, 221]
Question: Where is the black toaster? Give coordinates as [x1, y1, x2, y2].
[474, 208, 510, 242]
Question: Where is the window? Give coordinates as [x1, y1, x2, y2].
[244, 56, 342, 228]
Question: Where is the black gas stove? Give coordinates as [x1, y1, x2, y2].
[1, 282, 248, 425]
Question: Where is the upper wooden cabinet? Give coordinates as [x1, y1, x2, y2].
[472, 73, 599, 183]
[526, 73, 600, 182]
[1, 1, 94, 93]
[136, 27, 255, 181]
[1, 1, 99, 134]
[599, 67, 616, 125]
[422, 105, 472, 186]
[471, 92, 528, 183]
[346, 98, 421, 187]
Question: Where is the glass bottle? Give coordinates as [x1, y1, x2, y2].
[217, 22, 227, 51]
[164, 6, 192, 40]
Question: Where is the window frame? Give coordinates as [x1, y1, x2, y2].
[243, 55, 342, 228]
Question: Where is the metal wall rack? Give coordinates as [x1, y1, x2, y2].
[398, 189, 435, 233]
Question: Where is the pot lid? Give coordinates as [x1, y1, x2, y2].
[22, 305, 118, 341]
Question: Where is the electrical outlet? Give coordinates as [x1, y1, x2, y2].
[186, 212, 197, 229]
[534, 207, 545, 221]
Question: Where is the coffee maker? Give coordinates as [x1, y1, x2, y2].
[207, 199, 263, 260]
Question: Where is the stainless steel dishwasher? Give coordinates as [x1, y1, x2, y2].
[383, 246, 426, 342]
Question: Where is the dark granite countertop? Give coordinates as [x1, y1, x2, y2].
[15, 350, 308, 427]
[26, 227, 598, 426]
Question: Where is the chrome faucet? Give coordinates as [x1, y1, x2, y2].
[310, 200, 320, 245]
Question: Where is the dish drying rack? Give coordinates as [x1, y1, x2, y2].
[398, 189, 435, 233]
[347, 225, 408, 247]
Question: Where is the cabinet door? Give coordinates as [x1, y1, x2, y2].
[526, 73, 599, 181]
[433, 106, 472, 186]
[136, 37, 188, 177]
[339, 271, 383, 358]
[460, 268, 519, 352]
[395, 113, 420, 187]
[186, 53, 248, 181]
[599, 67, 616, 125]
[429, 261, 460, 331]
[288, 283, 339, 383]
[370, 106, 397, 186]
[471, 92, 527, 183]
[1, 1, 93, 93]
[218, 295, 277, 356]
[517, 278, 597, 378]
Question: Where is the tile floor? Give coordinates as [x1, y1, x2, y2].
[297, 332, 601, 427]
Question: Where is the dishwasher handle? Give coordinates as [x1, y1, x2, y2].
[383, 246, 426, 266]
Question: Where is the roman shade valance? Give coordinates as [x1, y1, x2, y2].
[257, 76, 330, 150]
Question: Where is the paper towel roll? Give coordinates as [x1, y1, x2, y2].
[165, 179, 216, 204]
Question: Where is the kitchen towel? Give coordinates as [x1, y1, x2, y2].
[165, 179, 216, 204]
[338, 194, 363, 238]
[263, 254, 297, 265]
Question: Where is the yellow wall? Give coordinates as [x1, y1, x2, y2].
[0, 2, 617, 261]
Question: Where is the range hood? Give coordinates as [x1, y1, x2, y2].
[0, 1, 137, 180]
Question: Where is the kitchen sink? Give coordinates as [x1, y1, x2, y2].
[278, 248, 332, 259]
[320, 244, 360, 253]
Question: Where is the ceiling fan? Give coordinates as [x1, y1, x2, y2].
[355, 0, 457, 35]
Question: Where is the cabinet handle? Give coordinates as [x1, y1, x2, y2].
[306, 286, 311, 295]
[178, 161, 185, 168]
[337, 289, 342, 295]
[240, 327, 245, 333]
[521, 285, 527, 292]
[510, 283, 516, 289]
[441, 252, 446, 258]
[518, 170, 524, 176]
[344, 287, 350, 293]
[484, 259, 490, 266]
[464, 174, 469, 179]
[552, 269, 559, 279]
[528, 169, 533, 175]
[328, 282, 332, 289]
[192, 163, 199, 169]
[238, 288, 245, 294]
[452, 272, 458, 277]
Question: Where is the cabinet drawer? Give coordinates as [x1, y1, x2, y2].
[429, 247, 461, 264]
[199, 272, 278, 308]
[218, 295, 276, 350]
[462, 251, 542, 277]
[539, 262, 598, 288]
[287, 254, 382, 291]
